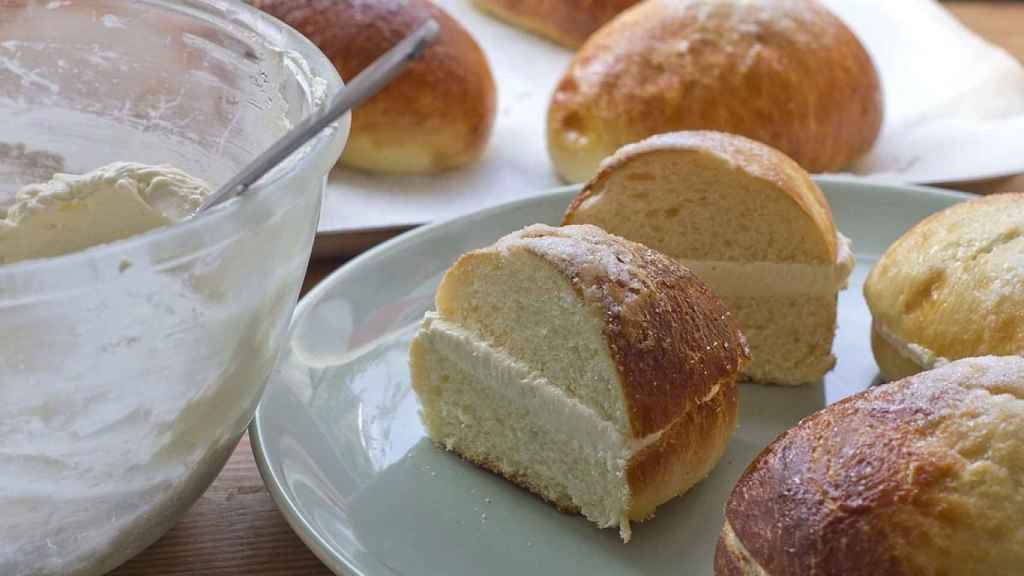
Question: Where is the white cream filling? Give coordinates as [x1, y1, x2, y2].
[0, 162, 211, 264]
[421, 313, 663, 457]
[420, 313, 667, 539]
[678, 232, 855, 298]
[873, 320, 949, 370]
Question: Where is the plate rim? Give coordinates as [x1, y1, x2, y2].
[251, 176, 975, 575]
[315, 172, 992, 237]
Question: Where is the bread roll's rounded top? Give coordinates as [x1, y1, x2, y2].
[253, 0, 496, 173]
[547, 0, 883, 183]
[438, 224, 750, 436]
[717, 355, 1024, 575]
[865, 194, 1024, 373]
[471, 0, 639, 48]
[564, 131, 841, 265]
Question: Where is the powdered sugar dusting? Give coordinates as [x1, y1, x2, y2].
[597, 131, 795, 191]
[494, 224, 650, 310]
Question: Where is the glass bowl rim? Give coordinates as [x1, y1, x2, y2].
[0, 0, 348, 282]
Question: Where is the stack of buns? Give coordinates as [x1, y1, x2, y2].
[410, 224, 749, 541]
[564, 131, 853, 385]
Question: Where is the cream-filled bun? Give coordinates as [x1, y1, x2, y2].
[864, 193, 1024, 381]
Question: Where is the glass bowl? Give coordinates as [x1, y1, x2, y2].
[0, 1, 349, 575]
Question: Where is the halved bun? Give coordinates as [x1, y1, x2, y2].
[412, 224, 749, 539]
[564, 132, 853, 385]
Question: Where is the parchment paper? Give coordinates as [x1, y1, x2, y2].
[320, 0, 1024, 233]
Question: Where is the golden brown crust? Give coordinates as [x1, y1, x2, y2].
[508, 224, 750, 437]
[253, 0, 496, 173]
[865, 194, 1024, 376]
[718, 356, 1024, 575]
[626, 374, 737, 520]
[472, 0, 639, 48]
[547, 0, 883, 182]
[715, 520, 768, 576]
[563, 131, 838, 263]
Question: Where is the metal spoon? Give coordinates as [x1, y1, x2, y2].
[197, 19, 440, 213]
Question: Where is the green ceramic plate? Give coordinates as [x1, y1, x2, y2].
[251, 178, 970, 576]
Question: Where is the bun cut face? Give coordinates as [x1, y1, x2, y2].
[564, 131, 854, 385]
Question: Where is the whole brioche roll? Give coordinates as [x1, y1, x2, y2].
[865, 194, 1024, 381]
[253, 0, 496, 173]
[472, 0, 639, 48]
[717, 356, 1024, 575]
[547, 0, 883, 183]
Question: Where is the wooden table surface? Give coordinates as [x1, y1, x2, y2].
[112, 3, 1024, 574]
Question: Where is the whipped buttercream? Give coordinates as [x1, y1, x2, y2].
[678, 232, 855, 297]
[422, 313, 663, 456]
[0, 162, 211, 264]
[420, 313, 665, 539]
[873, 321, 950, 370]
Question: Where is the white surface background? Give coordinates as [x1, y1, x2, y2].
[320, 0, 1024, 233]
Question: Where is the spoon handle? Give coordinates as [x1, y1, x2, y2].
[200, 19, 440, 211]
